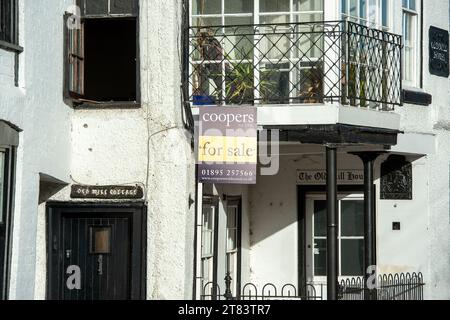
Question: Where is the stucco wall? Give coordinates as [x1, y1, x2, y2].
[33, 0, 196, 300]
[1, 0, 73, 299]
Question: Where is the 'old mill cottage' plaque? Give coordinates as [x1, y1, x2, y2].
[71, 185, 144, 200]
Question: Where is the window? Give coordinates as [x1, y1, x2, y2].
[402, 0, 419, 87]
[341, 0, 390, 31]
[0, 121, 18, 300]
[64, 0, 139, 107]
[225, 198, 241, 296]
[312, 197, 364, 278]
[201, 200, 218, 292]
[191, 0, 325, 104]
[0, 0, 18, 46]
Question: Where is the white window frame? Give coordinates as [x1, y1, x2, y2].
[341, 0, 391, 31]
[190, 0, 325, 105]
[402, 0, 420, 88]
[306, 193, 366, 285]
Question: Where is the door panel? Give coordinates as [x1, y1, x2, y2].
[62, 215, 130, 300]
[47, 204, 145, 300]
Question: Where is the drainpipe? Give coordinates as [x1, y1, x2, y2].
[326, 146, 338, 300]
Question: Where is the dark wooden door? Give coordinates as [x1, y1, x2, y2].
[62, 214, 130, 300]
[47, 204, 145, 300]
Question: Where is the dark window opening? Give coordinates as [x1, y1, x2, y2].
[64, 15, 139, 107]
[84, 18, 136, 102]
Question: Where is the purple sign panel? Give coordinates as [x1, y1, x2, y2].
[197, 107, 257, 184]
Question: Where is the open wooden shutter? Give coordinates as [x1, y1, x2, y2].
[64, 12, 84, 99]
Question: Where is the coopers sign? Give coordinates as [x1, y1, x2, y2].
[198, 107, 257, 184]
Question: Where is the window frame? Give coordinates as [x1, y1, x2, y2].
[190, 0, 325, 105]
[63, 0, 141, 108]
[402, 0, 420, 88]
[341, 0, 391, 31]
[0, 0, 21, 51]
[0, 143, 17, 300]
[225, 196, 242, 298]
[309, 194, 365, 280]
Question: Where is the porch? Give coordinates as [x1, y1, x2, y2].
[195, 145, 429, 301]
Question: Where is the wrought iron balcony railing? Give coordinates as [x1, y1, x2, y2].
[185, 20, 402, 111]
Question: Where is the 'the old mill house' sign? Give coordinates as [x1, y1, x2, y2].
[429, 26, 449, 78]
[71, 185, 144, 199]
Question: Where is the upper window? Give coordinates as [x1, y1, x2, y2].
[191, 0, 324, 26]
[64, 0, 139, 107]
[402, 0, 419, 87]
[341, 0, 390, 31]
[0, 0, 18, 47]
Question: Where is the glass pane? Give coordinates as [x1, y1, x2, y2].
[314, 200, 327, 237]
[224, 16, 254, 60]
[227, 229, 237, 250]
[203, 206, 214, 230]
[90, 227, 111, 254]
[259, 15, 289, 60]
[110, 0, 138, 14]
[193, 17, 222, 28]
[341, 200, 364, 237]
[227, 207, 237, 228]
[202, 230, 212, 255]
[297, 62, 323, 103]
[368, 0, 376, 23]
[359, 0, 367, 19]
[225, 0, 253, 13]
[341, 239, 364, 276]
[294, 0, 324, 12]
[85, 0, 109, 15]
[193, 0, 221, 15]
[382, 0, 388, 27]
[260, 63, 289, 103]
[0, 152, 5, 224]
[350, 0, 358, 17]
[260, 0, 289, 12]
[314, 239, 327, 276]
[342, 0, 348, 14]
[409, 0, 415, 10]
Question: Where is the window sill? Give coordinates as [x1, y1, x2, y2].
[73, 101, 141, 110]
[0, 40, 23, 53]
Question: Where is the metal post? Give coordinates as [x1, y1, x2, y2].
[326, 146, 338, 300]
[350, 152, 383, 300]
[224, 272, 233, 300]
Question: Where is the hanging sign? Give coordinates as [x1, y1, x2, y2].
[429, 26, 449, 78]
[197, 107, 257, 184]
[297, 170, 364, 185]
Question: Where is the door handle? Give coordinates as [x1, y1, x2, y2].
[65, 250, 72, 259]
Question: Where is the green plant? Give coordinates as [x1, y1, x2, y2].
[224, 61, 276, 105]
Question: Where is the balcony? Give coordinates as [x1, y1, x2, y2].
[185, 20, 403, 128]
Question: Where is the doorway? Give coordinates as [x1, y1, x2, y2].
[47, 203, 146, 300]
[305, 193, 365, 287]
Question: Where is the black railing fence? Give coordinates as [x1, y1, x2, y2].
[201, 272, 424, 301]
[339, 272, 425, 300]
[186, 20, 402, 110]
[201, 274, 323, 301]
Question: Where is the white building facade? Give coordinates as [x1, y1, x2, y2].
[1, 0, 196, 300]
[188, 0, 450, 300]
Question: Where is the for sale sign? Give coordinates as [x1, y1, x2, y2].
[197, 107, 257, 184]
